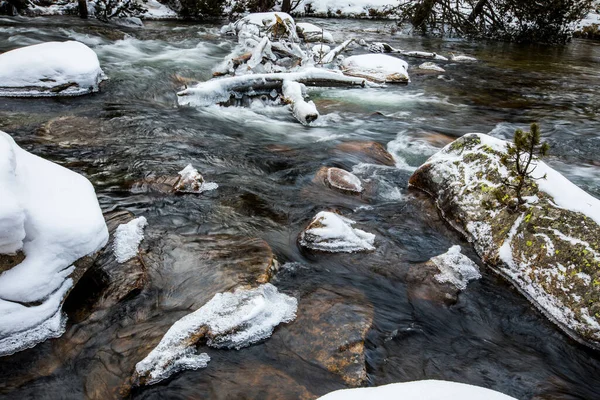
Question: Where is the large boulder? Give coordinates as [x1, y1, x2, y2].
[0, 41, 105, 97]
[409, 133, 600, 348]
[0, 131, 108, 356]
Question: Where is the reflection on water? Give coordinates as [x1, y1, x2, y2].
[1, 15, 600, 400]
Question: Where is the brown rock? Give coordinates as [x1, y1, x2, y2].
[406, 260, 459, 306]
[335, 141, 395, 166]
[0, 251, 25, 273]
[314, 167, 364, 195]
[275, 287, 373, 386]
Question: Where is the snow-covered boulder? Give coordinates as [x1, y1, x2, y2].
[133, 283, 297, 386]
[418, 62, 445, 73]
[318, 380, 517, 399]
[341, 54, 409, 83]
[296, 22, 334, 43]
[0, 131, 108, 356]
[299, 211, 375, 252]
[409, 133, 600, 348]
[0, 41, 105, 97]
[431, 245, 481, 290]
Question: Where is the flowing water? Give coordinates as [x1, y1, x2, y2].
[1, 15, 600, 400]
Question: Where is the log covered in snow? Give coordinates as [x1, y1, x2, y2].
[282, 80, 319, 125]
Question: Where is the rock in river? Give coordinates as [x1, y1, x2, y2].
[315, 167, 364, 194]
[0, 41, 105, 97]
[299, 211, 376, 253]
[342, 54, 409, 83]
[409, 133, 600, 348]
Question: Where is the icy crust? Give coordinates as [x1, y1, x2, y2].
[317, 380, 517, 400]
[431, 246, 481, 290]
[341, 54, 409, 83]
[299, 211, 375, 252]
[410, 133, 600, 347]
[134, 284, 297, 385]
[0, 131, 108, 356]
[0, 41, 105, 97]
[113, 217, 147, 263]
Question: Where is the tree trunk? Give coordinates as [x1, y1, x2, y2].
[78, 0, 88, 18]
[468, 0, 488, 23]
[412, 0, 438, 31]
[281, 0, 291, 13]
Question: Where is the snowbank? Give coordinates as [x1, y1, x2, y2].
[431, 245, 481, 290]
[134, 283, 297, 385]
[113, 217, 147, 263]
[0, 131, 108, 356]
[318, 380, 517, 399]
[299, 211, 375, 252]
[296, 0, 399, 18]
[342, 54, 409, 83]
[0, 41, 105, 97]
[410, 133, 600, 348]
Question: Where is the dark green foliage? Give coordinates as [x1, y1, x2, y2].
[498, 123, 550, 208]
[179, 0, 225, 18]
[95, 0, 147, 21]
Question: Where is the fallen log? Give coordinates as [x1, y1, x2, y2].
[321, 38, 355, 64]
[177, 68, 368, 107]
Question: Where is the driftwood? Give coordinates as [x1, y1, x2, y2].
[177, 68, 367, 107]
[321, 39, 355, 64]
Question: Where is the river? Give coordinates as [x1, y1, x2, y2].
[1, 15, 599, 400]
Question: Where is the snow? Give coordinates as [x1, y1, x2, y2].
[419, 62, 445, 72]
[113, 217, 147, 263]
[317, 380, 517, 400]
[282, 80, 319, 125]
[134, 283, 297, 385]
[0, 41, 105, 97]
[431, 245, 481, 290]
[342, 54, 409, 83]
[299, 211, 375, 252]
[141, 0, 178, 19]
[0, 131, 108, 356]
[451, 54, 477, 62]
[297, 22, 335, 43]
[297, 0, 398, 18]
[175, 164, 218, 193]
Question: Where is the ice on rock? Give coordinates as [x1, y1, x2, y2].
[431, 246, 481, 290]
[134, 284, 297, 385]
[0, 41, 105, 97]
[297, 22, 335, 43]
[342, 54, 409, 83]
[300, 211, 375, 252]
[0, 131, 108, 356]
[325, 167, 363, 193]
[318, 380, 517, 400]
[419, 62, 445, 72]
[174, 164, 218, 193]
[113, 217, 147, 263]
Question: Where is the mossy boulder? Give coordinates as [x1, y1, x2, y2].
[409, 133, 600, 348]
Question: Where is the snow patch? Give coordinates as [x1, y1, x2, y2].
[300, 211, 375, 252]
[431, 246, 481, 290]
[342, 54, 409, 83]
[113, 217, 147, 263]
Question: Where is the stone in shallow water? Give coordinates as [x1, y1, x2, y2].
[299, 211, 375, 253]
[334, 141, 396, 166]
[409, 133, 600, 348]
[274, 287, 373, 386]
[342, 54, 409, 83]
[315, 167, 363, 194]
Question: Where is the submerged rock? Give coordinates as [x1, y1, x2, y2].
[335, 141, 396, 166]
[130, 164, 218, 194]
[0, 41, 105, 97]
[409, 133, 600, 348]
[275, 287, 373, 386]
[132, 284, 297, 386]
[299, 211, 375, 253]
[315, 167, 364, 194]
[342, 54, 409, 83]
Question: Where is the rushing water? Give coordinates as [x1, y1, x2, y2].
[1, 15, 600, 400]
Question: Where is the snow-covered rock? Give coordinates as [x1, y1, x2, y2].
[342, 54, 409, 83]
[431, 246, 481, 290]
[133, 283, 297, 386]
[0, 41, 105, 97]
[450, 53, 477, 62]
[318, 380, 517, 400]
[418, 62, 445, 72]
[296, 22, 334, 43]
[324, 167, 363, 193]
[175, 164, 218, 193]
[0, 131, 108, 356]
[409, 133, 600, 348]
[113, 217, 147, 263]
[226, 12, 297, 39]
[299, 211, 375, 252]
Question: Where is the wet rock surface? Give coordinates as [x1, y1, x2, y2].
[315, 167, 363, 194]
[274, 287, 373, 386]
[334, 141, 396, 166]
